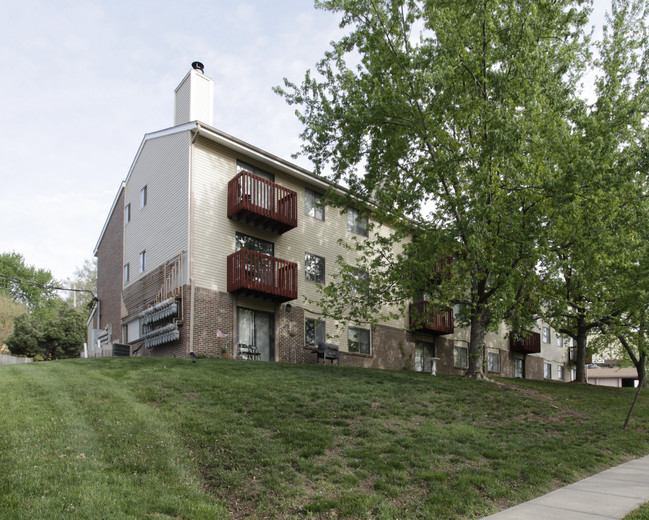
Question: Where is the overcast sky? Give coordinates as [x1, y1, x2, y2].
[0, 0, 610, 284]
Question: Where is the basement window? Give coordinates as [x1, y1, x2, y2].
[453, 344, 468, 369]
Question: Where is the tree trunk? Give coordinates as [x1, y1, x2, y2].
[574, 317, 588, 383]
[466, 311, 488, 380]
[637, 352, 646, 388]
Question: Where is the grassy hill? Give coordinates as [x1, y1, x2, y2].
[1, 357, 648, 519]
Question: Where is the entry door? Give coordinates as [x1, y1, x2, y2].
[415, 341, 435, 373]
[514, 358, 524, 378]
[238, 308, 274, 362]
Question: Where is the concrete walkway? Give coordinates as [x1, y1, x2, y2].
[482, 455, 649, 519]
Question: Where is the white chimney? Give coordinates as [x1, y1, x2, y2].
[174, 61, 214, 126]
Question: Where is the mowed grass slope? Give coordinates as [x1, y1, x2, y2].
[1, 358, 648, 519]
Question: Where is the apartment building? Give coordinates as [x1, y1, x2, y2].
[91, 63, 571, 380]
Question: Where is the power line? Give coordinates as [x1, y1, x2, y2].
[0, 273, 96, 298]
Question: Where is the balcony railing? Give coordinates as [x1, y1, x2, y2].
[409, 301, 454, 334]
[227, 249, 297, 302]
[510, 331, 541, 354]
[227, 170, 298, 234]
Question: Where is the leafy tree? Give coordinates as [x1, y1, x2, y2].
[277, 0, 590, 378]
[0, 292, 26, 346]
[539, 0, 649, 382]
[63, 258, 97, 311]
[6, 300, 86, 360]
[0, 252, 55, 309]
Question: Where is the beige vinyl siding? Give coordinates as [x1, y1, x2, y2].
[191, 136, 405, 350]
[123, 131, 190, 287]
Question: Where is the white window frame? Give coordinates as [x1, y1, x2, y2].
[305, 188, 324, 221]
[557, 335, 564, 348]
[544, 362, 552, 379]
[542, 326, 551, 344]
[125, 202, 131, 223]
[514, 358, 524, 378]
[124, 263, 130, 283]
[453, 344, 468, 369]
[139, 251, 146, 273]
[305, 253, 325, 284]
[558, 365, 565, 381]
[487, 351, 500, 373]
[348, 326, 371, 355]
[347, 207, 368, 237]
[305, 319, 325, 347]
[141, 185, 147, 208]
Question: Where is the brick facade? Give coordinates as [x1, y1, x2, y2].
[95, 188, 124, 343]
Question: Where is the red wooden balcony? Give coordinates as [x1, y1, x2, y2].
[227, 249, 297, 302]
[227, 170, 298, 234]
[409, 301, 454, 334]
[510, 331, 541, 354]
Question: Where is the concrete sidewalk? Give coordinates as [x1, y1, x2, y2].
[482, 455, 649, 519]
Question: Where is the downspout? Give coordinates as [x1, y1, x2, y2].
[188, 129, 199, 357]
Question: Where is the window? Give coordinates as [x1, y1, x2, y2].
[123, 263, 130, 283]
[125, 203, 131, 223]
[544, 362, 552, 379]
[139, 251, 146, 272]
[141, 186, 147, 208]
[237, 160, 274, 182]
[305, 253, 325, 283]
[542, 326, 551, 344]
[305, 319, 325, 347]
[305, 189, 324, 220]
[571, 368, 576, 381]
[557, 335, 564, 348]
[487, 351, 500, 373]
[235, 232, 274, 256]
[348, 326, 370, 355]
[514, 358, 524, 378]
[558, 365, 565, 381]
[347, 207, 368, 237]
[453, 344, 468, 369]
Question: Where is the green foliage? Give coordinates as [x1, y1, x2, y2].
[277, 0, 592, 378]
[0, 292, 26, 345]
[0, 252, 56, 309]
[538, 0, 649, 382]
[6, 300, 86, 360]
[1, 358, 649, 519]
[63, 258, 97, 311]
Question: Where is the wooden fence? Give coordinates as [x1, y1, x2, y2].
[0, 353, 33, 366]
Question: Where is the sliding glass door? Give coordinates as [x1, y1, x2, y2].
[237, 308, 274, 362]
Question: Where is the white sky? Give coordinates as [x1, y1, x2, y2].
[0, 0, 610, 283]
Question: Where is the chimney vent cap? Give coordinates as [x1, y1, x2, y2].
[191, 61, 205, 73]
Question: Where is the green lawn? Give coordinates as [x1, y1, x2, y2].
[1, 357, 648, 519]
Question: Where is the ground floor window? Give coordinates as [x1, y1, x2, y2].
[453, 344, 468, 369]
[348, 326, 370, 355]
[487, 351, 500, 373]
[514, 358, 524, 378]
[558, 365, 565, 381]
[544, 362, 552, 379]
[305, 319, 325, 347]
